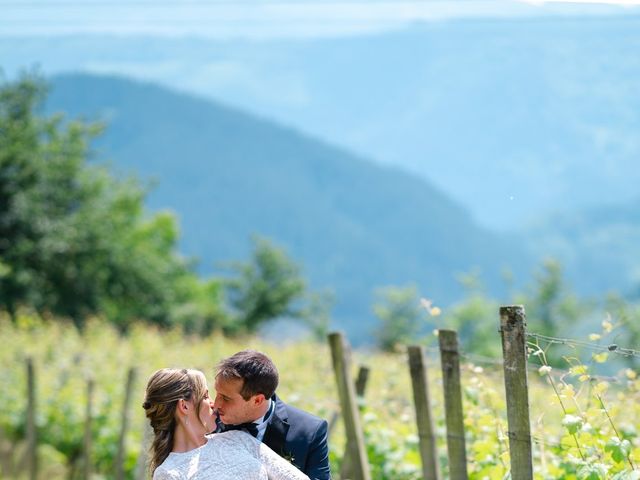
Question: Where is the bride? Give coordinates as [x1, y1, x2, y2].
[142, 368, 310, 480]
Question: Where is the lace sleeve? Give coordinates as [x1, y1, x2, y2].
[152, 465, 183, 480]
[258, 443, 310, 480]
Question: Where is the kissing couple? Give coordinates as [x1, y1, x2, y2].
[143, 350, 332, 480]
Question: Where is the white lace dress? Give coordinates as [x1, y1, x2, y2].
[152, 431, 310, 480]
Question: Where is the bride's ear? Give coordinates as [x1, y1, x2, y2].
[176, 398, 190, 416]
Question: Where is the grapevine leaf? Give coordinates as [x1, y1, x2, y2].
[605, 437, 631, 464]
[562, 414, 584, 435]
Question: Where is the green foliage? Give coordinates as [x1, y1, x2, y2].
[224, 236, 309, 333]
[303, 289, 335, 342]
[528, 316, 640, 479]
[422, 269, 502, 357]
[1, 74, 325, 336]
[170, 275, 229, 335]
[562, 414, 584, 435]
[516, 258, 585, 338]
[0, 73, 227, 332]
[372, 285, 426, 352]
[361, 411, 421, 480]
[0, 315, 339, 479]
[577, 461, 608, 480]
[606, 437, 632, 464]
[3, 315, 640, 479]
[443, 293, 500, 358]
[436, 260, 586, 360]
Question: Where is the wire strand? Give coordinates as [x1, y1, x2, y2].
[526, 332, 640, 359]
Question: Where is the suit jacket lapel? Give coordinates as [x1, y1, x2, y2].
[263, 395, 290, 455]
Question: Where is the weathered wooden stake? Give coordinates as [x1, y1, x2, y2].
[116, 367, 137, 480]
[408, 345, 441, 480]
[354, 366, 370, 398]
[0, 426, 11, 476]
[26, 357, 37, 480]
[82, 377, 94, 480]
[340, 365, 371, 478]
[328, 332, 371, 480]
[438, 330, 468, 480]
[328, 365, 370, 438]
[500, 306, 533, 480]
[327, 411, 340, 438]
[134, 421, 153, 480]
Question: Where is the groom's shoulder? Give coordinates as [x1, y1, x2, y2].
[276, 396, 327, 431]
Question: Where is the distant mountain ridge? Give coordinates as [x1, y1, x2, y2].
[525, 198, 640, 297]
[4, 16, 639, 230]
[45, 73, 526, 339]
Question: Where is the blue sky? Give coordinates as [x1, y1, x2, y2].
[1, 0, 639, 38]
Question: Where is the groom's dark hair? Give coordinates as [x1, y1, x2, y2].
[216, 350, 279, 400]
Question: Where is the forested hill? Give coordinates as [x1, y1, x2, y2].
[45, 73, 526, 338]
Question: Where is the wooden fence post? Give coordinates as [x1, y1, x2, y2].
[354, 366, 370, 398]
[500, 306, 533, 480]
[26, 357, 37, 480]
[116, 367, 137, 480]
[82, 377, 94, 480]
[328, 332, 371, 480]
[438, 330, 468, 480]
[408, 345, 441, 480]
[340, 365, 371, 478]
[328, 365, 370, 438]
[0, 426, 11, 476]
[134, 421, 153, 480]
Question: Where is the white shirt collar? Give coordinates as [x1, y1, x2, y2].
[253, 399, 274, 426]
[253, 399, 275, 442]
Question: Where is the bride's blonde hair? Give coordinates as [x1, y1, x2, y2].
[142, 368, 208, 474]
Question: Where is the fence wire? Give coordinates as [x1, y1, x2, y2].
[409, 342, 627, 383]
[526, 332, 640, 359]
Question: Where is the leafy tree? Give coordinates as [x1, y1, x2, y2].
[507, 258, 589, 366]
[302, 289, 334, 342]
[373, 284, 427, 352]
[515, 258, 585, 338]
[224, 236, 308, 333]
[441, 270, 501, 357]
[0, 73, 225, 330]
[171, 274, 229, 335]
[443, 262, 584, 359]
[444, 294, 501, 357]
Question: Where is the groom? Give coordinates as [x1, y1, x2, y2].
[213, 350, 331, 480]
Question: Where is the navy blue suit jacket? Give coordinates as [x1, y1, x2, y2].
[263, 395, 331, 480]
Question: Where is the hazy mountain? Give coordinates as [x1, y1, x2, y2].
[4, 15, 640, 230]
[525, 198, 640, 297]
[44, 73, 526, 340]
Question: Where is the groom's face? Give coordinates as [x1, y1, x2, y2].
[213, 376, 261, 425]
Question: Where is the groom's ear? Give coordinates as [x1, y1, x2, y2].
[252, 393, 266, 406]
